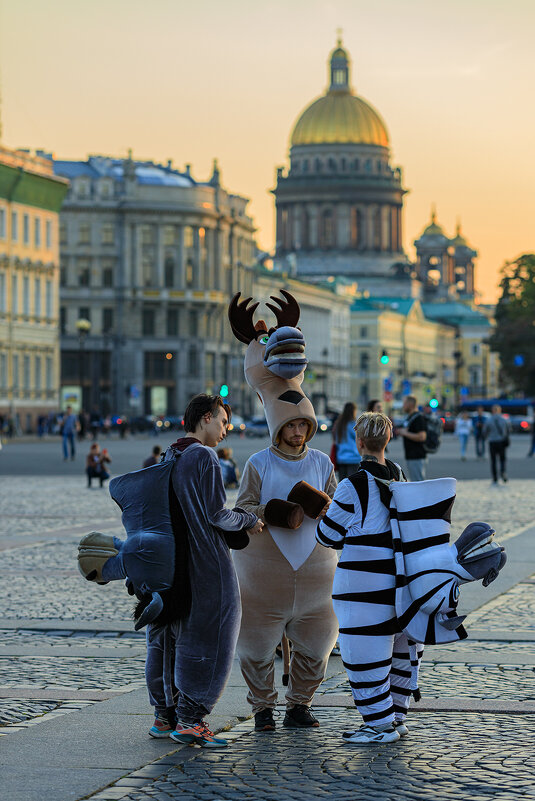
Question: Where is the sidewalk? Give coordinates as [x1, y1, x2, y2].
[2, 479, 535, 801]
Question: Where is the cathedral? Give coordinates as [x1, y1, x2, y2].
[274, 39, 477, 302]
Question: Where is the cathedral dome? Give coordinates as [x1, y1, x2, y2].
[290, 40, 389, 148]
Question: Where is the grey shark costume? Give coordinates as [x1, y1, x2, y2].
[78, 439, 257, 725]
[317, 463, 505, 728]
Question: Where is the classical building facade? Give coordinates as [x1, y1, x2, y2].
[0, 146, 68, 430]
[273, 39, 410, 296]
[52, 154, 257, 416]
[414, 211, 478, 301]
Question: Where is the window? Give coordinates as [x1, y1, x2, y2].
[12, 354, 19, 389]
[60, 223, 67, 244]
[471, 343, 480, 356]
[35, 278, 41, 317]
[102, 308, 114, 333]
[143, 257, 154, 287]
[189, 310, 197, 337]
[78, 223, 90, 244]
[34, 217, 41, 247]
[34, 356, 42, 391]
[360, 326, 368, 338]
[23, 355, 30, 390]
[0, 208, 5, 239]
[0, 272, 5, 312]
[79, 307, 90, 324]
[188, 346, 198, 376]
[186, 259, 194, 286]
[102, 268, 113, 287]
[45, 280, 53, 318]
[184, 226, 194, 249]
[164, 257, 175, 288]
[12, 274, 18, 314]
[23, 214, 30, 245]
[60, 306, 67, 334]
[164, 226, 176, 246]
[46, 220, 52, 249]
[0, 352, 7, 389]
[141, 225, 154, 245]
[142, 307, 155, 336]
[167, 308, 179, 337]
[60, 267, 67, 286]
[23, 276, 30, 316]
[79, 267, 90, 286]
[10, 210, 19, 242]
[46, 356, 53, 390]
[101, 223, 114, 244]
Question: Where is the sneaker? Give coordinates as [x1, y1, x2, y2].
[501, 473, 508, 483]
[170, 720, 228, 748]
[255, 708, 276, 731]
[342, 724, 400, 744]
[393, 720, 409, 736]
[331, 641, 341, 656]
[283, 704, 319, 728]
[149, 716, 173, 738]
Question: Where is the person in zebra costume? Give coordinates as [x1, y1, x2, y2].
[317, 411, 506, 745]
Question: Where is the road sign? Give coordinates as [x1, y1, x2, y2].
[383, 391, 393, 402]
[402, 380, 411, 394]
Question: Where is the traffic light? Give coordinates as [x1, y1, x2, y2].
[220, 384, 229, 398]
[380, 350, 389, 365]
[429, 398, 439, 409]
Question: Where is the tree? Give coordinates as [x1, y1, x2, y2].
[489, 254, 535, 395]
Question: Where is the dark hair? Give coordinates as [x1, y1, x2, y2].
[183, 394, 231, 434]
[333, 402, 357, 443]
[152, 445, 162, 456]
[367, 399, 381, 412]
[217, 447, 230, 459]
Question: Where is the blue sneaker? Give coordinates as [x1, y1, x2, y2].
[170, 721, 228, 748]
[149, 716, 173, 738]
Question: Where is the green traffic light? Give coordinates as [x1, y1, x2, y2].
[429, 398, 439, 409]
[380, 350, 389, 365]
[220, 384, 229, 398]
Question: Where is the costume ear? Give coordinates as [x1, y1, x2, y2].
[287, 481, 330, 519]
[264, 499, 304, 530]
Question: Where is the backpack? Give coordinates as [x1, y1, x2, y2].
[423, 414, 443, 454]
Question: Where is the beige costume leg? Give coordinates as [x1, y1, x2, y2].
[285, 545, 338, 708]
[234, 539, 337, 714]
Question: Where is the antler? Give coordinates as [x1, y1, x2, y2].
[265, 289, 300, 329]
[228, 293, 260, 344]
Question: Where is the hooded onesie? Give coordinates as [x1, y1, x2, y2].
[229, 291, 339, 714]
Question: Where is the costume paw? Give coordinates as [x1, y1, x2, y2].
[287, 481, 330, 519]
[264, 499, 304, 530]
[78, 531, 118, 584]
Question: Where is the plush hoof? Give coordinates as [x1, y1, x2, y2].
[287, 481, 331, 519]
[134, 592, 164, 631]
[78, 531, 118, 583]
[264, 499, 304, 530]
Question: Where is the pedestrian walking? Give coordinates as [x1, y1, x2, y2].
[472, 406, 487, 459]
[142, 445, 162, 468]
[332, 402, 361, 479]
[484, 404, 511, 484]
[455, 412, 472, 460]
[61, 406, 79, 460]
[397, 395, 427, 481]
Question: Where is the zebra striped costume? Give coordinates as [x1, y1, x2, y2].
[316, 460, 422, 727]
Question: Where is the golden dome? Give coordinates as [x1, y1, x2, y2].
[291, 92, 389, 147]
[290, 39, 389, 148]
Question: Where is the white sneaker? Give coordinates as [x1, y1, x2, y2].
[393, 720, 409, 736]
[342, 725, 400, 744]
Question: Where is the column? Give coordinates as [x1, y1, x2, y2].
[308, 204, 318, 249]
[156, 225, 165, 288]
[176, 225, 185, 289]
[135, 225, 143, 287]
[366, 206, 375, 251]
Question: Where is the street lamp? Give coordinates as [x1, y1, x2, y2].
[76, 318, 91, 412]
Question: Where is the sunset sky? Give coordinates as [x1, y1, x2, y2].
[1, 0, 533, 302]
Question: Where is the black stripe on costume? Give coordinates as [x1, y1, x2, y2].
[347, 472, 369, 525]
[340, 617, 400, 636]
[343, 656, 392, 672]
[337, 559, 396, 575]
[355, 689, 392, 707]
[316, 527, 339, 548]
[344, 532, 392, 548]
[332, 587, 395, 605]
[350, 676, 390, 689]
[390, 684, 411, 697]
[402, 534, 450, 554]
[394, 703, 409, 715]
[390, 667, 411, 679]
[424, 594, 449, 645]
[321, 515, 347, 536]
[407, 568, 467, 583]
[396, 579, 452, 631]
[392, 651, 409, 659]
[362, 705, 395, 723]
[390, 495, 455, 523]
[333, 498, 355, 513]
[392, 538, 402, 553]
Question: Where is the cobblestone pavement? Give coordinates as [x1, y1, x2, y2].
[2, 476, 535, 799]
[91, 710, 535, 801]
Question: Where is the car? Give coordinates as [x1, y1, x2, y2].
[245, 415, 269, 437]
[505, 414, 532, 433]
[316, 416, 332, 433]
[227, 414, 247, 434]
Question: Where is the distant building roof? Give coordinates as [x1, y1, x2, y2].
[421, 301, 491, 327]
[350, 296, 416, 316]
[52, 155, 197, 187]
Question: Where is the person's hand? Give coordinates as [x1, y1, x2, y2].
[317, 501, 331, 519]
[397, 428, 407, 438]
[247, 520, 264, 536]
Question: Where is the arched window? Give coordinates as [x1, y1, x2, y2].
[315, 158, 322, 173]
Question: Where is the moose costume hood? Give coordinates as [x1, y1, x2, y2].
[228, 290, 317, 445]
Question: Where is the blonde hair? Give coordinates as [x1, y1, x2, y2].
[354, 411, 392, 452]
